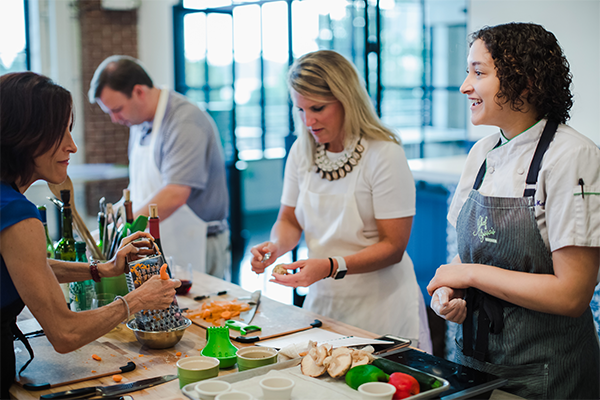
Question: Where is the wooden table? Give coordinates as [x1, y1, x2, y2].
[10, 272, 379, 399]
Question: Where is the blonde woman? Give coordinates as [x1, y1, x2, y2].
[250, 50, 431, 352]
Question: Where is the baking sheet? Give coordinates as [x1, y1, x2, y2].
[182, 358, 449, 400]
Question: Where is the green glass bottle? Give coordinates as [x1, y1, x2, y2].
[54, 190, 76, 306]
[37, 205, 54, 259]
[69, 241, 97, 311]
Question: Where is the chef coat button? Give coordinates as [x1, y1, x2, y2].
[517, 168, 525, 175]
[488, 166, 495, 174]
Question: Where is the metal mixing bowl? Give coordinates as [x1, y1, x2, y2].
[126, 317, 192, 349]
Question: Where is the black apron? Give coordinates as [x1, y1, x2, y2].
[1, 298, 34, 399]
[455, 120, 600, 399]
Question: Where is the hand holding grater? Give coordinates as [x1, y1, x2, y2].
[126, 253, 187, 332]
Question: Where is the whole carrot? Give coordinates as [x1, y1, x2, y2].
[159, 263, 169, 280]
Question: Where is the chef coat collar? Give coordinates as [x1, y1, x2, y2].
[498, 119, 544, 146]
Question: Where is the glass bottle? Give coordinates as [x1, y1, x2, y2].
[123, 188, 134, 225]
[54, 190, 76, 307]
[148, 204, 171, 277]
[37, 205, 54, 259]
[69, 241, 97, 311]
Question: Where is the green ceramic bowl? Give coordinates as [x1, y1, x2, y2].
[236, 346, 278, 371]
[176, 356, 220, 389]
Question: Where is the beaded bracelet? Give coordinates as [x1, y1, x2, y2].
[89, 259, 101, 283]
[114, 295, 130, 321]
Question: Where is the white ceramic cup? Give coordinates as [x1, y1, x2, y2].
[259, 376, 295, 400]
[357, 382, 396, 400]
[194, 380, 232, 400]
[215, 391, 255, 400]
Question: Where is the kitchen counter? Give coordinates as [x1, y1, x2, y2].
[11, 270, 522, 400]
[408, 154, 466, 186]
[10, 272, 380, 399]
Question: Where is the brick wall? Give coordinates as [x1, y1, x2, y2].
[77, 0, 136, 215]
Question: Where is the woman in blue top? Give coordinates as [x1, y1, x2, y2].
[0, 72, 181, 397]
[427, 23, 599, 398]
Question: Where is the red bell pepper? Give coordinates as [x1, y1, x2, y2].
[389, 372, 420, 399]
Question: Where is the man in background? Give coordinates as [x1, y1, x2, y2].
[89, 55, 230, 279]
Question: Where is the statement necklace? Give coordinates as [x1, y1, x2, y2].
[314, 137, 364, 181]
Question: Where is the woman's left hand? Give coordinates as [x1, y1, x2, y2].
[270, 258, 331, 288]
[101, 231, 156, 278]
[427, 262, 471, 296]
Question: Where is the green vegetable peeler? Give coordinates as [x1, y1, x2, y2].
[225, 320, 262, 335]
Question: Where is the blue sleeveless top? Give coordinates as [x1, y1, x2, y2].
[0, 182, 41, 308]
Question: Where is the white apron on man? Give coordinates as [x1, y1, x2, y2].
[129, 88, 208, 273]
[294, 141, 431, 352]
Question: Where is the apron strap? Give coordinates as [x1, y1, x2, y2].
[473, 120, 558, 195]
[11, 319, 35, 374]
[523, 120, 558, 197]
[463, 288, 509, 362]
[473, 139, 502, 190]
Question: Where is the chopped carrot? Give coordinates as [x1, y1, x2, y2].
[176, 352, 182, 357]
[185, 299, 251, 325]
[221, 311, 233, 320]
[138, 354, 144, 357]
[299, 351, 308, 357]
[159, 263, 169, 280]
[91, 370, 96, 373]
[112, 375, 123, 382]
[92, 354, 102, 361]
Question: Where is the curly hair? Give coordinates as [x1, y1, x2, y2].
[1, 72, 73, 186]
[470, 23, 573, 124]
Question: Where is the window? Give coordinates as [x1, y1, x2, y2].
[0, 0, 29, 74]
[174, 0, 468, 163]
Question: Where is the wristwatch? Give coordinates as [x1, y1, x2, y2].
[332, 256, 347, 280]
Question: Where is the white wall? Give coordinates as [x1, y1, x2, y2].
[468, 0, 600, 144]
[137, 0, 176, 87]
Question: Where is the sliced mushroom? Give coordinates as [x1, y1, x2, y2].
[301, 353, 327, 377]
[331, 347, 353, 356]
[351, 349, 374, 368]
[314, 343, 332, 366]
[326, 352, 353, 378]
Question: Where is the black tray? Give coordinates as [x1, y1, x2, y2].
[381, 348, 507, 400]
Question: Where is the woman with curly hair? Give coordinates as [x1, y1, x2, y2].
[427, 23, 599, 398]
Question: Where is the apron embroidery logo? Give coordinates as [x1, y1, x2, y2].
[473, 216, 497, 243]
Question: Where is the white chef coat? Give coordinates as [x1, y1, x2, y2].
[448, 119, 600, 253]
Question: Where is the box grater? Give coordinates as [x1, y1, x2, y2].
[126, 254, 187, 332]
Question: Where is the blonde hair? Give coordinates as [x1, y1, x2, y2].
[287, 50, 399, 170]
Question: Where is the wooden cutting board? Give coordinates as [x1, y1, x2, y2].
[14, 334, 135, 390]
[177, 292, 318, 342]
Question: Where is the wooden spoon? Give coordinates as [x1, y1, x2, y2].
[47, 176, 104, 260]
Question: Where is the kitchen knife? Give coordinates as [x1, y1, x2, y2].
[23, 361, 136, 391]
[39, 374, 177, 399]
[194, 290, 228, 301]
[225, 290, 262, 335]
[239, 290, 261, 325]
[234, 319, 323, 343]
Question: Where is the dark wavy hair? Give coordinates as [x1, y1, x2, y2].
[471, 23, 573, 123]
[0, 72, 73, 185]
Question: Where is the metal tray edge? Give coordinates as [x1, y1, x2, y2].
[182, 357, 450, 400]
